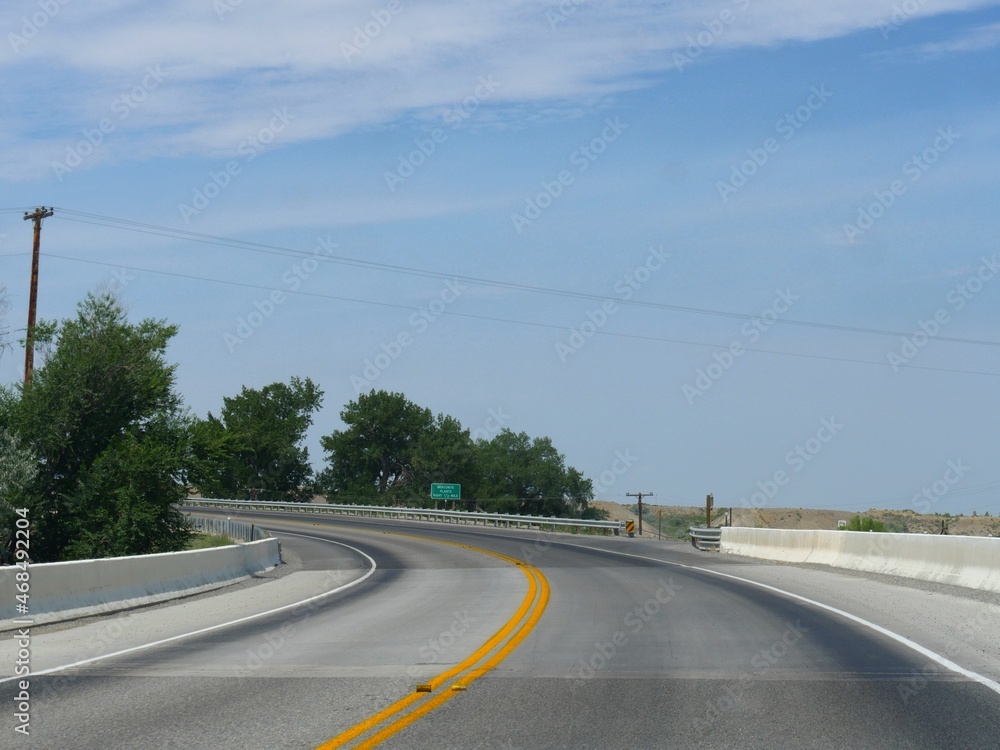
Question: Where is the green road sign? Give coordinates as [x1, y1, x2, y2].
[431, 483, 461, 500]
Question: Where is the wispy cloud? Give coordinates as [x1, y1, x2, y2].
[2, 0, 998, 178]
[881, 20, 1000, 60]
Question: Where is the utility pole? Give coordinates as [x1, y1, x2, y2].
[23, 206, 54, 385]
[626, 492, 653, 536]
[705, 493, 714, 527]
[657, 508, 663, 541]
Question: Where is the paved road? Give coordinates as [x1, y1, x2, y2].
[3, 512, 999, 749]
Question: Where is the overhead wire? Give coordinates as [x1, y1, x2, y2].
[48, 208, 1000, 348]
[5, 205, 995, 377]
[44, 251, 1000, 378]
[13, 208, 999, 506]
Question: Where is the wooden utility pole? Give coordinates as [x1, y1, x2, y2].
[705, 493, 714, 527]
[23, 206, 54, 385]
[626, 492, 653, 536]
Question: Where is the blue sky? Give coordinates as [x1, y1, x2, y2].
[1, 1, 998, 515]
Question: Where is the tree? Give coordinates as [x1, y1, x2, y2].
[320, 390, 433, 501]
[188, 377, 324, 502]
[0, 430, 35, 499]
[477, 429, 593, 516]
[319, 391, 594, 515]
[4, 293, 191, 561]
[0, 429, 37, 564]
[846, 515, 888, 532]
[410, 414, 482, 505]
[182, 412, 232, 496]
[62, 414, 192, 559]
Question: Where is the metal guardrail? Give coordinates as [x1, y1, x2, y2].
[689, 526, 722, 551]
[186, 513, 270, 542]
[184, 498, 624, 535]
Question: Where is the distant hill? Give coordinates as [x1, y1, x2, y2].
[596, 501, 1000, 539]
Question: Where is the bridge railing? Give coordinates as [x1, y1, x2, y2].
[689, 526, 722, 551]
[186, 513, 270, 542]
[183, 498, 624, 535]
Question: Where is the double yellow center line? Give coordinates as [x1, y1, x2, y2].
[316, 536, 550, 749]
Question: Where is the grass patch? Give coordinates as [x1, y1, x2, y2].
[633, 506, 706, 541]
[186, 532, 236, 550]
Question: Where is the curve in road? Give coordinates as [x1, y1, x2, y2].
[3, 511, 999, 749]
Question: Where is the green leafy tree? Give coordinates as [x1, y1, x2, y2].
[5, 293, 191, 561]
[182, 412, 232, 495]
[0, 430, 35, 498]
[477, 429, 593, 516]
[319, 391, 594, 515]
[189, 377, 323, 502]
[320, 390, 434, 501]
[410, 414, 482, 505]
[63, 415, 192, 559]
[846, 515, 888, 532]
[0, 429, 37, 563]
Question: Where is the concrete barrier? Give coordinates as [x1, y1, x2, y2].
[721, 527, 1000, 593]
[0, 538, 280, 628]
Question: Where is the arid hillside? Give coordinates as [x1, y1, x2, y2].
[595, 501, 1000, 539]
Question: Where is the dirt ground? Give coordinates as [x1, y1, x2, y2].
[592, 501, 705, 538]
[594, 501, 1000, 538]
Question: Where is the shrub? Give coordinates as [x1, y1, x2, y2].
[846, 515, 888, 532]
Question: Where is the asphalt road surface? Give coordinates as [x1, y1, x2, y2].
[3, 510, 999, 749]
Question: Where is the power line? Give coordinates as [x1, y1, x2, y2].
[48, 207, 1000, 349]
[39, 252, 1000, 378]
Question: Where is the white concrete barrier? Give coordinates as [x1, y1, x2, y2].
[0, 538, 280, 627]
[721, 527, 1000, 593]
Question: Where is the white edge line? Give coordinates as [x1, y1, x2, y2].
[0, 532, 377, 685]
[557, 540, 1000, 697]
[266, 517, 1000, 697]
[285, 518, 999, 696]
[288, 514, 1000, 697]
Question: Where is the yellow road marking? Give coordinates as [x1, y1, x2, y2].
[419, 569, 537, 693]
[316, 692, 424, 749]
[354, 565, 550, 749]
[307, 525, 549, 750]
[317, 568, 539, 749]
